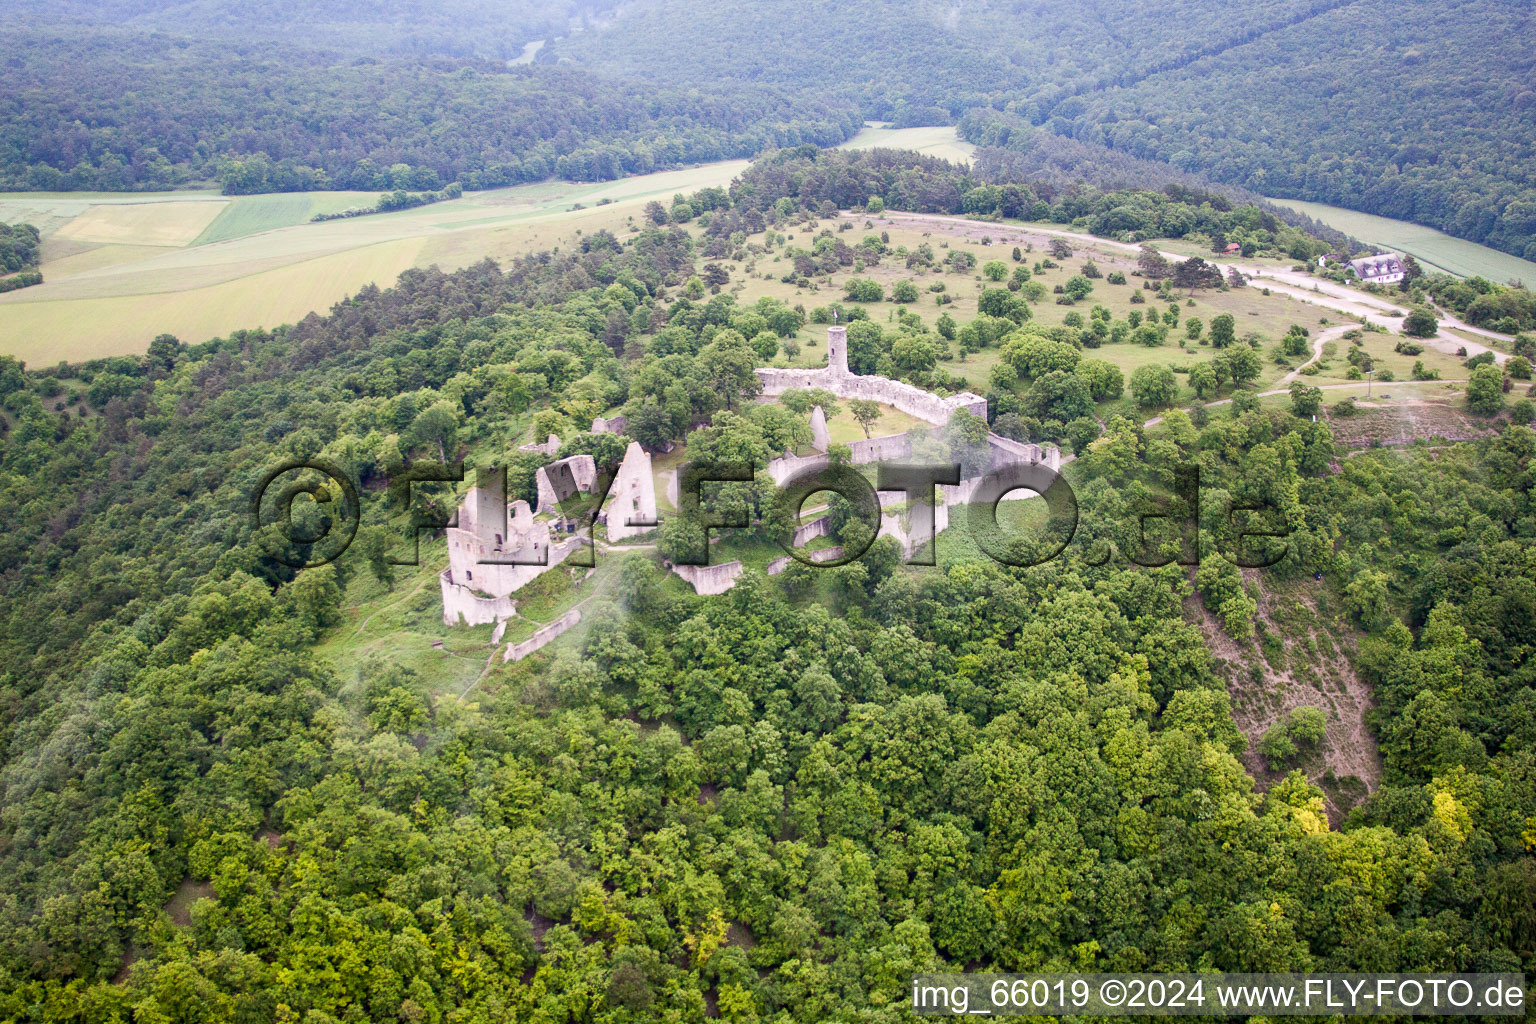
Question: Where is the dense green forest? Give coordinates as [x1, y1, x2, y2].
[551, 0, 1536, 260]
[0, 0, 604, 58]
[0, 33, 859, 193]
[1, 148, 1535, 1018]
[0, 223, 39, 274]
[0, 222, 41, 293]
[7, 0, 1534, 261]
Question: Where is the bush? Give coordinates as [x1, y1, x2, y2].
[1258, 723, 1297, 770]
[842, 278, 883, 302]
[1289, 706, 1328, 746]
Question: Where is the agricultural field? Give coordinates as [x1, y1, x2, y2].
[1267, 196, 1536, 285]
[0, 126, 970, 363]
[0, 161, 750, 362]
[0, 127, 983, 363]
[53, 199, 230, 246]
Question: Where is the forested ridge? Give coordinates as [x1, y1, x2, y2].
[1, 150, 1535, 1018]
[7, 0, 1534, 262]
[0, 32, 860, 194]
[552, 0, 1536, 261]
[0, 0, 607, 58]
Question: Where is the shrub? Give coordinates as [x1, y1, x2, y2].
[842, 278, 883, 302]
[1258, 723, 1298, 770]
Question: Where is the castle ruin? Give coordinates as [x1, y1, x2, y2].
[442, 326, 1061, 633]
[603, 441, 659, 541]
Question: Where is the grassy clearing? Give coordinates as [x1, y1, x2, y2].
[316, 537, 496, 696]
[821, 403, 928, 444]
[730, 213, 1349, 411]
[838, 123, 976, 165]
[1266, 197, 1536, 285]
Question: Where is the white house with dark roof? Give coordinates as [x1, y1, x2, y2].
[1349, 253, 1406, 285]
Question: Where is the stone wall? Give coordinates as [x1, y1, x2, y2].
[849, 432, 914, 464]
[765, 430, 915, 484]
[445, 494, 555, 605]
[519, 433, 561, 456]
[440, 534, 588, 625]
[987, 433, 1061, 470]
[766, 546, 845, 575]
[439, 570, 519, 627]
[534, 454, 597, 515]
[591, 415, 629, 435]
[504, 609, 582, 663]
[755, 329, 989, 430]
[793, 515, 831, 547]
[671, 560, 744, 595]
[604, 441, 658, 541]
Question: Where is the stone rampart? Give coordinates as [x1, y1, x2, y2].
[504, 609, 582, 663]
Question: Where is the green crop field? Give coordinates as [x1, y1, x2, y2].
[1267, 197, 1536, 285]
[192, 191, 381, 245]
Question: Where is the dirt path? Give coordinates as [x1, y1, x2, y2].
[350, 575, 431, 636]
[1279, 323, 1352, 385]
[1140, 379, 1469, 430]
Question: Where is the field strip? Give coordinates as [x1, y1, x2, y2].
[1266, 196, 1536, 284]
[0, 237, 426, 362]
[54, 200, 230, 246]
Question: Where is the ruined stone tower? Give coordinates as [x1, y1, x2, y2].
[826, 324, 848, 376]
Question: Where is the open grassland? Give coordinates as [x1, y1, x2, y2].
[839, 123, 976, 164]
[315, 537, 497, 697]
[1266, 197, 1536, 285]
[729, 213, 1354, 405]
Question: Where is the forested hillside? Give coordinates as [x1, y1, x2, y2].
[0, 33, 859, 193]
[6, 0, 1534, 262]
[0, 0, 604, 58]
[1, 149, 1535, 1017]
[553, 0, 1536, 260]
